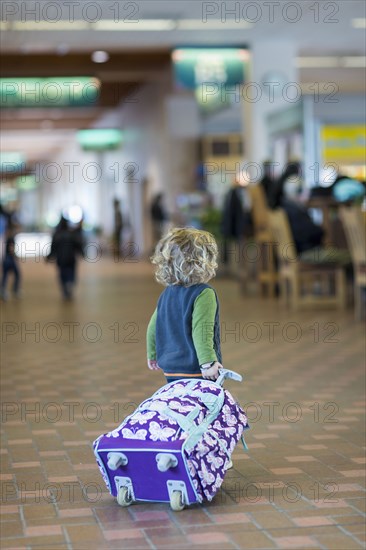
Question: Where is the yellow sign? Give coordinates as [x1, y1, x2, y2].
[321, 125, 366, 164]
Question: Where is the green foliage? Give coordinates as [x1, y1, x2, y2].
[200, 207, 222, 239]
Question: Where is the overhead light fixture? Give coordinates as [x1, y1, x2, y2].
[95, 19, 176, 31]
[178, 19, 253, 30]
[3, 18, 254, 32]
[12, 21, 90, 31]
[296, 56, 366, 68]
[63, 205, 83, 224]
[91, 51, 110, 63]
[352, 18, 366, 28]
[342, 56, 366, 68]
[296, 57, 339, 68]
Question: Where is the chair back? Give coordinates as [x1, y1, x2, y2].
[248, 185, 270, 232]
[268, 209, 297, 266]
[339, 207, 366, 265]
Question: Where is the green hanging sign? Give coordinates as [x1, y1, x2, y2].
[173, 48, 248, 89]
[77, 129, 123, 151]
[0, 77, 101, 107]
[172, 48, 248, 114]
[0, 152, 26, 173]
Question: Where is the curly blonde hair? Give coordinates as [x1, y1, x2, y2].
[151, 227, 218, 287]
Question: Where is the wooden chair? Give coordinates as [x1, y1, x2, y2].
[248, 185, 278, 297]
[268, 209, 347, 310]
[339, 206, 366, 320]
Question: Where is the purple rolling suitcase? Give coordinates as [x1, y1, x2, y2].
[93, 369, 249, 511]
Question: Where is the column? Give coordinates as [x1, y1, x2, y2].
[243, 40, 299, 169]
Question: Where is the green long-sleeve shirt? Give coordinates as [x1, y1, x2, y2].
[147, 288, 218, 366]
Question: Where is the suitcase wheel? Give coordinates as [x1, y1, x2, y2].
[117, 486, 133, 507]
[170, 490, 185, 512]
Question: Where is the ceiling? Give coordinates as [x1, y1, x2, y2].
[1, 0, 365, 53]
[1, 0, 365, 165]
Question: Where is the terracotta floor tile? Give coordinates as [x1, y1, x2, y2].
[11, 462, 41, 469]
[58, 507, 94, 518]
[270, 467, 303, 475]
[293, 516, 335, 526]
[315, 533, 364, 549]
[285, 455, 317, 462]
[229, 531, 276, 548]
[273, 535, 319, 548]
[24, 525, 63, 536]
[132, 510, 170, 521]
[103, 528, 146, 540]
[251, 511, 295, 529]
[188, 531, 231, 545]
[209, 512, 251, 524]
[1, 521, 24, 538]
[65, 524, 105, 543]
[340, 469, 366, 477]
[0, 505, 19, 515]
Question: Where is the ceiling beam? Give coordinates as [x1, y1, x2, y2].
[0, 51, 171, 78]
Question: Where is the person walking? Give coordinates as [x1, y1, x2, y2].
[46, 216, 84, 300]
[150, 193, 168, 249]
[1, 223, 21, 301]
[113, 199, 123, 260]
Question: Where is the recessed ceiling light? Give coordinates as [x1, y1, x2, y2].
[91, 51, 110, 63]
[352, 18, 366, 28]
[56, 44, 70, 56]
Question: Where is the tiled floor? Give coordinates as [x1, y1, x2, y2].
[1, 257, 365, 549]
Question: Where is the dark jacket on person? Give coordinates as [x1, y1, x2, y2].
[281, 198, 324, 254]
[49, 228, 84, 267]
[221, 186, 252, 239]
[151, 197, 166, 222]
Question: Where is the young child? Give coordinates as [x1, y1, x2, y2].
[147, 227, 223, 383]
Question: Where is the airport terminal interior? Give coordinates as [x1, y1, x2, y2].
[1, 1, 366, 549]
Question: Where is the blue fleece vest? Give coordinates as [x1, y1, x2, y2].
[155, 283, 222, 377]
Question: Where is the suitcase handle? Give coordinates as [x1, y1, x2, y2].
[216, 368, 243, 386]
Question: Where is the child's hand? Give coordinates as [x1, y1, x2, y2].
[148, 359, 161, 371]
[201, 361, 223, 381]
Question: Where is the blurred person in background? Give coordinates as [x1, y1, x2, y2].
[151, 192, 168, 249]
[1, 222, 21, 301]
[0, 204, 10, 262]
[269, 161, 304, 208]
[46, 216, 84, 300]
[221, 177, 253, 268]
[272, 162, 324, 253]
[113, 198, 124, 260]
[259, 160, 277, 205]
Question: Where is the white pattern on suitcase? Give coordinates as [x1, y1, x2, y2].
[121, 428, 147, 439]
